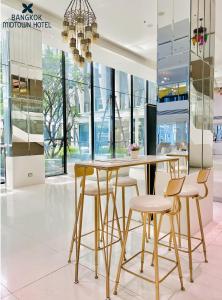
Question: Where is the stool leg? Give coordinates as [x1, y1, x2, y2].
[140, 213, 146, 273]
[68, 194, 82, 263]
[122, 187, 126, 239]
[196, 198, 208, 263]
[168, 231, 173, 251]
[151, 213, 163, 267]
[148, 213, 151, 239]
[169, 214, 185, 291]
[112, 192, 123, 246]
[114, 209, 133, 296]
[153, 214, 160, 300]
[75, 195, 84, 284]
[176, 211, 182, 248]
[186, 197, 193, 283]
[94, 196, 99, 279]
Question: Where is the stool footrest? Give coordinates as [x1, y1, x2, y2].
[105, 216, 143, 232]
[158, 232, 203, 253]
[79, 229, 120, 251]
[121, 250, 178, 284]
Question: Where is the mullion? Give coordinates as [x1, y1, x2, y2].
[90, 62, 95, 160]
[131, 75, 134, 143]
[62, 51, 67, 174]
[111, 68, 115, 158]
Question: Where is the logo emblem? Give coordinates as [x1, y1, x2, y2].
[22, 3, 33, 14]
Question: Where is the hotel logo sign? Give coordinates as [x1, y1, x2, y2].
[2, 3, 52, 29]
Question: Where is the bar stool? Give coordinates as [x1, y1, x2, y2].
[114, 177, 185, 300]
[68, 166, 122, 282]
[111, 167, 146, 239]
[158, 168, 210, 283]
[176, 168, 210, 283]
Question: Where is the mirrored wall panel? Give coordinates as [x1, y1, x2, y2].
[157, 0, 215, 173]
[157, 0, 190, 175]
[190, 0, 215, 169]
[6, 28, 43, 157]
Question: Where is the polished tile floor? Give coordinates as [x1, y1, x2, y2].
[1, 172, 222, 300]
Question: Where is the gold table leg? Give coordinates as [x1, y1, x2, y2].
[94, 195, 99, 279]
[68, 193, 81, 263]
[114, 209, 133, 295]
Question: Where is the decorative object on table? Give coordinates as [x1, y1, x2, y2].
[128, 143, 140, 159]
[179, 142, 187, 151]
[62, 0, 99, 67]
[192, 18, 208, 51]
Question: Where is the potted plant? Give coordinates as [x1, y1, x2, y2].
[128, 143, 140, 159]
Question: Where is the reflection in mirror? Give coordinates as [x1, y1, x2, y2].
[157, 0, 190, 175]
[190, 0, 215, 171]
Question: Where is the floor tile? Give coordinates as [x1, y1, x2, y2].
[14, 264, 142, 300]
[0, 284, 10, 299]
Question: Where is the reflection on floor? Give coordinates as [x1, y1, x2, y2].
[1, 171, 222, 300]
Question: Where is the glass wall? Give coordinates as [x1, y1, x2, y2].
[1, 34, 10, 183]
[115, 71, 131, 157]
[94, 64, 113, 159]
[157, 0, 190, 155]
[0, 66, 6, 183]
[43, 46, 65, 176]
[65, 52, 91, 166]
[133, 76, 147, 153]
[42, 44, 155, 176]
[214, 124, 222, 142]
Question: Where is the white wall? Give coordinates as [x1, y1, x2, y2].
[42, 27, 156, 82]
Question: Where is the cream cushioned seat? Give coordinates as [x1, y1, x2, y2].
[85, 182, 113, 196]
[130, 195, 172, 213]
[112, 176, 137, 187]
[179, 184, 199, 198]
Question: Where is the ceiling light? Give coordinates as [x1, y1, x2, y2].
[62, 0, 99, 67]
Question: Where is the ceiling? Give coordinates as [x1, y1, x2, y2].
[2, 0, 222, 84]
[21, 0, 158, 61]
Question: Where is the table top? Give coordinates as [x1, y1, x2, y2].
[167, 151, 188, 158]
[75, 155, 179, 170]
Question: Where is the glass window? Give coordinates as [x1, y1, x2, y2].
[0, 83, 6, 183]
[42, 45, 62, 77]
[134, 76, 146, 99]
[115, 91, 131, 157]
[93, 63, 112, 90]
[65, 52, 90, 84]
[66, 79, 91, 164]
[133, 76, 146, 153]
[94, 87, 112, 159]
[115, 70, 131, 94]
[149, 81, 157, 105]
[42, 47, 153, 174]
[43, 46, 64, 176]
[214, 124, 222, 142]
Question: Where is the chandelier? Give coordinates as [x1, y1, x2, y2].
[192, 18, 208, 50]
[62, 0, 99, 67]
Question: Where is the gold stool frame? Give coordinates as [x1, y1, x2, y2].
[114, 177, 185, 300]
[157, 169, 210, 283]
